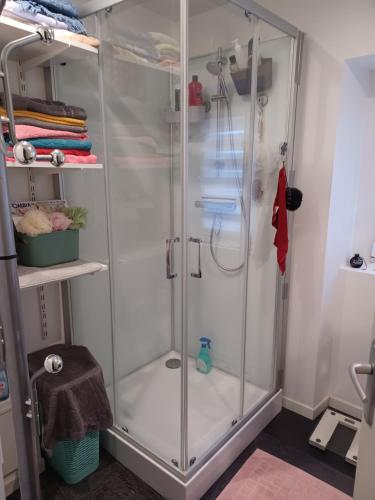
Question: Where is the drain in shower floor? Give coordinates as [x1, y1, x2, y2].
[165, 358, 181, 369]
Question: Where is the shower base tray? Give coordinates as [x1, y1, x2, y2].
[102, 390, 282, 500]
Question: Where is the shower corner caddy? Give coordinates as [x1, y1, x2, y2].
[166, 106, 206, 124]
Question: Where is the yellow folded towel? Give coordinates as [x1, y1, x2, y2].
[0, 107, 86, 127]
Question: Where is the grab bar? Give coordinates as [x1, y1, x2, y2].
[166, 237, 179, 279]
[189, 237, 202, 278]
[195, 196, 237, 213]
[0, 27, 65, 167]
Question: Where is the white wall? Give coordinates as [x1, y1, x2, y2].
[257, 0, 375, 416]
[321, 65, 367, 414]
[329, 268, 375, 418]
[353, 97, 375, 259]
[6, 62, 65, 355]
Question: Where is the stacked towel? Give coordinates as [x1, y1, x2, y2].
[3, 94, 97, 164]
[3, 0, 86, 34]
[111, 30, 180, 68]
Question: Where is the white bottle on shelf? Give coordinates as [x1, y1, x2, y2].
[370, 242, 375, 263]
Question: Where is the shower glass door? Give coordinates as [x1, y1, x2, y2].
[97, 0, 183, 467]
[243, 20, 295, 414]
[184, 1, 257, 465]
[55, 0, 299, 478]
[184, 1, 296, 466]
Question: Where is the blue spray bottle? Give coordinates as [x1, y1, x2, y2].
[0, 368, 9, 401]
[196, 337, 212, 374]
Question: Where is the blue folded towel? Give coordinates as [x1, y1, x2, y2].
[33, 0, 79, 18]
[14, 0, 86, 34]
[29, 138, 92, 150]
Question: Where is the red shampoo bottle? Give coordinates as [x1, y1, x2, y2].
[189, 75, 203, 106]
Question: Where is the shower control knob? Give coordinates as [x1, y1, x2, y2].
[13, 141, 36, 165]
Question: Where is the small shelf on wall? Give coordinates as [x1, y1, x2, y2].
[18, 259, 108, 289]
[0, 15, 98, 68]
[342, 264, 375, 276]
[166, 106, 207, 124]
[7, 162, 103, 174]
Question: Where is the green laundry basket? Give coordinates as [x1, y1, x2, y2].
[48, 431, 99, 485]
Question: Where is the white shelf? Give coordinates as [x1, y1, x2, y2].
[19, 259, 108, 289]
[341, 264, 375, 276]
[7, 162, 103, 174]
[0, 15, 98, 66]
[166, 106, 207, 124]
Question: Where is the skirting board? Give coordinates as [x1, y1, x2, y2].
[283, 395, 362, 421]
[4, 471, 18, 497]
[102, 390, 282, 500]
[328, 396, 362, 420]
[282, 395, 330, 420]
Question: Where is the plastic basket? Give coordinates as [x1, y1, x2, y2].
[15, 229, 79, 267]
[48, 431, 99, 485]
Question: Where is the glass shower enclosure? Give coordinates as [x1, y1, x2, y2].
[55, 0, 302, 496]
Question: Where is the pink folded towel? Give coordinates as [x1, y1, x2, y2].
[64, 154, 98, 164]
[7, 125, 88, 140]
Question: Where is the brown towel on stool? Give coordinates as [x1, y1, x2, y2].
[28, 344, 113, 454]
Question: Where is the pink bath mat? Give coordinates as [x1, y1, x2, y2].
[217, 449, 351, 500]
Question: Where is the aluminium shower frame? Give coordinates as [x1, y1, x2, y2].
[75, 0, 303, 498]
[178, 0, 303, 477]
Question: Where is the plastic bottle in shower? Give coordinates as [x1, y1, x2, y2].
[196, 337, 212, 374]
[189, 75, 203, 106]
[0, 368, 9, 401]
[229, 55, 240, 73]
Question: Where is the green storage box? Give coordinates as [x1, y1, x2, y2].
[16, 229, 79, 267]
[48, 431, 99, 485]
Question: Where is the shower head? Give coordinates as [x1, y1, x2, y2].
[206, 61, 219, 76]
[206, 54, 228, 76]
[206, 61, 221, 76]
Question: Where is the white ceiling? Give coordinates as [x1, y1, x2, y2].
[347, 54, 375, 98]
[142, 0, 230, 20]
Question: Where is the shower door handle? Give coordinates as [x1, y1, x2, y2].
[166, 237, 179, 279]
[189, 237, 202, 278]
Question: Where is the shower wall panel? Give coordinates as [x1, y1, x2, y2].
[100, 6, 175, 380]
[174, 25, 292, 393]
[55, 55, 114, 404]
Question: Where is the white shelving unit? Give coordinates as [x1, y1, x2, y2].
[7, 162, 103, 174]
[18, 260, 108, 289]
[0, 13, 105, 497]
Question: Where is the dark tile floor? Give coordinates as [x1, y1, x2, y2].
[8, 409, 356, 500]
[203, 408, 356, 499]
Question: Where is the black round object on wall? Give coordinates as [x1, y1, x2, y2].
[286, 187, 303, 211]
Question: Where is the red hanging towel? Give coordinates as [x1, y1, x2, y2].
[272, 165, 288, 274]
